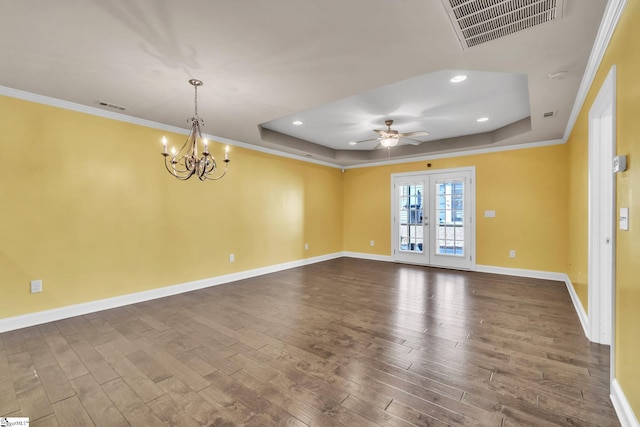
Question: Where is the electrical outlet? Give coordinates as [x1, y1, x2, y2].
[30, 279, 43, 293]
[370, 240, 375, 246]
[304, 243, 309, 250]
[229, 254, 235, 263]
[509, 250, 516, 258]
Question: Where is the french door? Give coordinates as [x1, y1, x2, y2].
[392, 168, 475, 270]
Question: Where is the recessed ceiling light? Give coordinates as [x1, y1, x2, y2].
[292, 120, 303, 126]
[450, 75, 467, 83]
[547, 71, 569, 80]
[477, 117, 489, 122]
[349, 141, 357, 146]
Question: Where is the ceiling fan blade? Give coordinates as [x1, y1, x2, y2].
[352, 138, 378, 144]
[397, 131, 429, 138]
[402, 138, 425, 146]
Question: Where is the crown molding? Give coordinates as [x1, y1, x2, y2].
[563, 0, 628, 141]
[0, 85, 342, 169]
[342, 139, 564, 170]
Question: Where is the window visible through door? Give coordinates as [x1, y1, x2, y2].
[398, 182, 424, 253]
[436, 179, 465, 256]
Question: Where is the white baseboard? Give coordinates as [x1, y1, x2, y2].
[475, 264, 566, 281]
[344, 255, 568, 282]
[612, 379, 640, 427]
[342, 251, 393, 262]
[562, 274, 589, 339]
[0, 252, 342, 333]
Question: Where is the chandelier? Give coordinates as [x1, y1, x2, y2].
[161, 79, 230, 181]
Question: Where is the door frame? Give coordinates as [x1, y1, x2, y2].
[390, 166, 476, 270]
[587, 65, 616, 373]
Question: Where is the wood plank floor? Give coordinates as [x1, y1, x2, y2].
[0, 258, 620, 426]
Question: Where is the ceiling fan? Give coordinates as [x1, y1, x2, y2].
[352, 119, 429, 148]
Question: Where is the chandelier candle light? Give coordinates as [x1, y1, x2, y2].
[161, 79, 230, 181]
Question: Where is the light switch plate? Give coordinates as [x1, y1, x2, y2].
[484, 210, 496, 218]
[613, 155, 627, 173]
[620, 207, 629, 230]
[30, 279, 43, 293]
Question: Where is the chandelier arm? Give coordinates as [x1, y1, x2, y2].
[182, 122, 199, 159]
[164, 158, 195, 180]
[166, 160, 195, 179]
[203, 161, 229, 181]
[163, 156, 177, 177]
[203, 153, 217, 173]
[197, 157, 213, 180]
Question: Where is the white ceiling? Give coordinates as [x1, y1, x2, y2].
[261, 69, 531, 151]
[0, 0, 608, 166]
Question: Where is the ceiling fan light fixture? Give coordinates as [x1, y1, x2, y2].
[380, 137, 398, 148]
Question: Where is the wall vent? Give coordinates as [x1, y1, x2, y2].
[96, 101, 128, 111]
[441, 0, 564, 50]
[543, 110, 557, 118]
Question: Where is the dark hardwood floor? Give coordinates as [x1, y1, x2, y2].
[0, 258, 620, 426]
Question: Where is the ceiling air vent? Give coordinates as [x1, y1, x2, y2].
[441, 0, 564, 50]
[96, 101, 128, 111]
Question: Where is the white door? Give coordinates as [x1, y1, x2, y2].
[392, 168, 475, 270]
[430, 171, 473, 270]
[393, 175, 429, 264]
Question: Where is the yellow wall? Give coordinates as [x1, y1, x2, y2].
[566, 1, 640, 414]
[344, 144, 569, 272]
[0, 96, 343, 318]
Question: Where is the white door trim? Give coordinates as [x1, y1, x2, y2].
[587, 66, 616, 365]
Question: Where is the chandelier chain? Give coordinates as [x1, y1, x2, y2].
[194, 83, 198, 118]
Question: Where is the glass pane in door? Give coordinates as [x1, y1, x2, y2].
[435, 179, 464, 256]
[398, 182, 423, 253]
